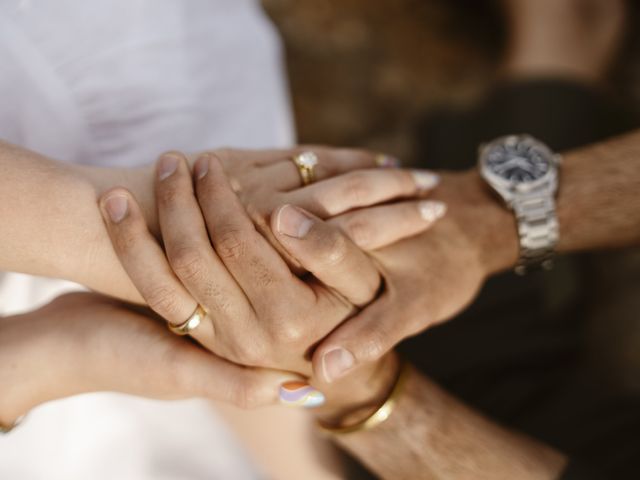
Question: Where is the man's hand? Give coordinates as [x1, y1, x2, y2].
[276, 170, 520, 382]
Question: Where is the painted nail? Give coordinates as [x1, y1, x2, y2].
[321, 347, 355, 383]
[279, 381, 326, 408]
[194, 157, 209, 180]
[419, 200, 447, 223]
[158, 155, 179, 181]
[411, 171, 440, 192]
[103, 195, 129, 223]
[375, 154, 401, 168]
[276, 205, 313, 238]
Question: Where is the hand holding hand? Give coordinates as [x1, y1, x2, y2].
[276, 170, 519, 382]
[0, 292, 298, 426]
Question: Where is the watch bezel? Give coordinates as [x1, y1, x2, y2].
[478, 134, 560, 204]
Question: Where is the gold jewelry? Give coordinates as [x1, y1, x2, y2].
[0, 415, 25, 434]
[317, 360, 410, 435]
[168, 304, 206, 336]
[292, 151, 319, 186]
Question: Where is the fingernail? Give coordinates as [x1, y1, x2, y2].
[419, 200, 447, 223]
[158, 155, 179, 181]
[276, 205, 313, 238]
[321, 348, 355, 383]
[376, 154, 401, 168]
[103, 195, 129, 223]
[194, 157, 209, 180]
[279, 381, 326, 408]
[411, 171, 440, 192]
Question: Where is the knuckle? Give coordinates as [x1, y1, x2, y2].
[112, 225, 141, 254]
[233, 339, 269, 367]
[215, 227, 247, 261]
[158, 181, 182, 205]
[360, 331, 387, 362]
[144, 285, 183, 318]
[249, 257, 276, 289]
[319, 232, 349, 268]
[341, 172, 372, 205]
[272, 321, 305, 345]
[170, 246, 205, 282]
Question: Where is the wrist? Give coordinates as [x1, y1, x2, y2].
[0, 312, 59, 424]
[438, 170, 519, 276]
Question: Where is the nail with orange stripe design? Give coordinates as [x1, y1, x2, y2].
[279, 381, 326, 408]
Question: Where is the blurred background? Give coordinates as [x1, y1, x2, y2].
[262, 0, 640, 163]
[262, 0, 640, 392]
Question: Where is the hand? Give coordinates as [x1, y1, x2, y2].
[187, 147, 439, 266]
[0, 292, 300, 425]
[274, 169, 519, 382]
[99, 151, 444, 380]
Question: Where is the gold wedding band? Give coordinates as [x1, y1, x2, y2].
[168, 304, 206, 336]
[292, 151, 319, 186]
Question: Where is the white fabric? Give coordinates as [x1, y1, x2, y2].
[0, 0, 294, 478]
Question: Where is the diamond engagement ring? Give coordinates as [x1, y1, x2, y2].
[292, 151, 318, 186]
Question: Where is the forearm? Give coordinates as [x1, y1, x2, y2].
[0, 140, 156, 301]
[555, 130, 640, 253]
[330, 365, 567, 480]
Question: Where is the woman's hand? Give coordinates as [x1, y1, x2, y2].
[0, 292, 299, 425]
[99, 152, 444, 379]
[187, 147, 440, 266]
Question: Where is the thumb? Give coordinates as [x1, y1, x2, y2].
[311, 296, 417, 383]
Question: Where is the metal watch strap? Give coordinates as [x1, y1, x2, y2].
[512, 192, 559, 275]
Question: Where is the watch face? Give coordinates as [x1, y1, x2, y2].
[484, 140, 551, 183]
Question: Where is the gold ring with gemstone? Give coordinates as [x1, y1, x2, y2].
[168, 304, 206, 336]
[292, 151, 319, 186]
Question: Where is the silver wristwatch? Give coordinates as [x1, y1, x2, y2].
[478, 134, 561, 275]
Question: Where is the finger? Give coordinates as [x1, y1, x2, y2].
[99, 188, 210, 345]
[271, 204, 381, 307]
[311, 296, 419, 384]
[107, 313, 308, 408]
[284, 169, 440, 218]
[193, 154, 313, 313]
[155, 153, 253, 340]
[328, 200, 447, 251]
[259, 147, 397, 191]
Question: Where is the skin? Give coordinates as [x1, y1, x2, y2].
[0, 141, 437, 302]
[98, 153, 424, 410]
[0, 142, 440, 479]
[98, 130, 640, 479]
[307, 130, 640, 385]
[0, 292, 299, 426]
[0, 140, 441, 419]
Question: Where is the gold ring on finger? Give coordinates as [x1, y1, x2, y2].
[292, 151, 319, 186]
[168, 304, 206, 336]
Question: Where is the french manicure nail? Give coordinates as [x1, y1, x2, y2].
[104, 195, 129, 223]
[419, 200, 447, 223]
[276, 205, 313, 238]
[322, 348, 355, 383]
[194, 157, 209, 180]
[411, 171, 440, 192]
[279, 381, 326, 408]
[158, 155, 179, 181]
[375, 153, 401, 168]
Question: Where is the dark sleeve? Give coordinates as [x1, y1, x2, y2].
[559, 460, 606, 480]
